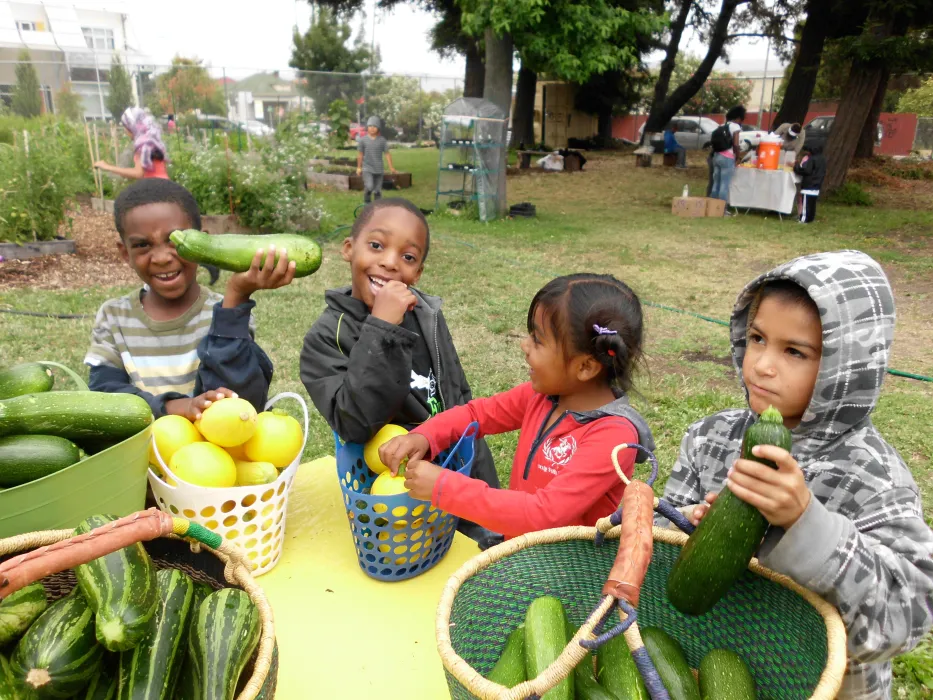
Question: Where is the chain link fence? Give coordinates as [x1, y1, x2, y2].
[0, 54, 461, 145]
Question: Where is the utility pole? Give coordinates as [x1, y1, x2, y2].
[757, 37, 771, 129]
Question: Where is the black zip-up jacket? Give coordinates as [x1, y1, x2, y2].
[299, 286, 499, 490]
[794, 147, 827, 191]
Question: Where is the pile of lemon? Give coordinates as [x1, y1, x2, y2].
[363, 424, 411, 496]
[149, 398, 303, 488]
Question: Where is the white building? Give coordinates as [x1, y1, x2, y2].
[0, 0, 148, 118]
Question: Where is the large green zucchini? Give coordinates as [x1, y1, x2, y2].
[0, 435, 81, 488]
[117, 569, 193, 700]
[0, 652, 20, 700]
[596, 632, 648, 700]
[640, 628, 699, 700]
[667, 406, 792, 616]
[169, 230, 322, 278]
[73, 516, 159, 653]
[698, 648, 756, 700]
[524, 596, 572, 700]
[486, 625, 525, 688]
[0, 393, 152, 442]
[0, 364, 53, 400]
[9, 593, 103, 698]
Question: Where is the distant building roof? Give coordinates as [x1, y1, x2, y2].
[234, 72, 299, 97]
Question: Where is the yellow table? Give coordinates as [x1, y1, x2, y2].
[258, 458, 480, 699]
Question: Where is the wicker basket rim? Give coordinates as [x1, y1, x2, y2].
[435, 524, 847, 700]
[0, 526, 276, 700]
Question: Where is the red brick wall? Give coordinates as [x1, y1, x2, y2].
[613, 110, 918, 156]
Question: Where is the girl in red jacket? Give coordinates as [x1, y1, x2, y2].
[379, 273, 655, 539]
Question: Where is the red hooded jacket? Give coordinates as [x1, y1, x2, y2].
[413, 382, 654, 538]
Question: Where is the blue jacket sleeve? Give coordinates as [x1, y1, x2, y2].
[88, 365, 187, 418]
[194, 301, 273, 413]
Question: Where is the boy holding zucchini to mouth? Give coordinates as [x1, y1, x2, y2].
[84, 179, 295, 420]
[659, 251, 933, 699]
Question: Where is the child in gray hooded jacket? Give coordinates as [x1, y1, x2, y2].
[660, 250, 933, 699]
[356, 115, 397, 203]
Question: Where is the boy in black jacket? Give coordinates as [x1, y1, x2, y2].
[300, 199, 500, 538]
[794, 143, 826, 224]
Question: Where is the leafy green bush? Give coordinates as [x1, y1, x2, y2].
[0, 120, 95, 242]
[827, 182, 873, 207]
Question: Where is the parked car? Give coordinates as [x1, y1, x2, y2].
[238, 120, 274, 137]
[195, 115, 238, 132]
[804, 116, 883, 151]
[639, 116, 721, 151]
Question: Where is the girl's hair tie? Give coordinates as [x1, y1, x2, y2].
[593, 324, 617, 336]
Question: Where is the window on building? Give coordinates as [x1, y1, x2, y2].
[82, 27, 115, 51]
[16, 20, 39, 32]
[0, 84, 13, 110]
[0, 85, 54, 113]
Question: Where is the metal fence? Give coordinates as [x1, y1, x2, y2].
[0, 54, 462, 144]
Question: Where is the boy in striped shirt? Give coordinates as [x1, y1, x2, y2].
[85, 179, 295, 419]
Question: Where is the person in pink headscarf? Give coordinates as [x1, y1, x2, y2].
[94, 107, 169, 180]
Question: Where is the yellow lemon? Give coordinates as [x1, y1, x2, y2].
[195, 398, 257, 447]
[370, 470, 409, 496]
[235, 460, 279, 487]
[169, 442, 237, 488]
[243, 410, 303, 468]
[363, 424, 408, 475]
[149, 414, 202, 469]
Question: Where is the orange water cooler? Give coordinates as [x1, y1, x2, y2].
[757, 137, 781, 170]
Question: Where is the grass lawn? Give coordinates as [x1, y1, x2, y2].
[2, 147, 932, 694]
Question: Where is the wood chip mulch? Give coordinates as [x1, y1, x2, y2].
[0, 206, 139, 291]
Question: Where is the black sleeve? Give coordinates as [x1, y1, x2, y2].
[88, 365, 187, 418]
[794, 157, 814, 177]
[300, 313, 416, 444]
[194, 301, 273, 413]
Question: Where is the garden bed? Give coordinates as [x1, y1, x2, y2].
[0, 239, 76, 261]
[306, 168, 413, 191]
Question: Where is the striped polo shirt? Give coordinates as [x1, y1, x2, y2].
[84, 287, 252, 397]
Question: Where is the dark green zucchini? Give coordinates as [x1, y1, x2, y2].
[596, 633, 648, 700]
[524, 596, 572, 700]
[667, 406, 792, 616]
[486, 625, 525, 688]
[698, 648, 756, 700]
[0, 392, 152, 442]
[0, 364, 53, 400]
[0, 652, 20, 700]
[82, 654, 118, 700]
[0, 435, 81, 488]
[640, 627, 699, 700]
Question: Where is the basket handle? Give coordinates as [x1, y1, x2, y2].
[438, 421, 479, 472]
[601, 479, 654, 607]
[264, 392, 310, 461]
[37, 361, 89, 391]
[0, 510, 224, 600]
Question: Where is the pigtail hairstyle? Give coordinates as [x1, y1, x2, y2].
[527, 273, 644, 394]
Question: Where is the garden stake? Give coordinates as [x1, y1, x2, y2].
[224, 132, 234, 215]
[84, 123, 101, 198]
[92, 123, 104, 200]
[110, 121, 119, 164]
[23, 131, 36, 241]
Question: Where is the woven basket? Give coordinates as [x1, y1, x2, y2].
[0, 509, 277, 700]
[436, 445, 847, 700]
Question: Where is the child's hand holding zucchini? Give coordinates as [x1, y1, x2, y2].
[224, 244, 297, 307]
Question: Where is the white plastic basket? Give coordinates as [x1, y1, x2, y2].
[148, 392, 309, 576]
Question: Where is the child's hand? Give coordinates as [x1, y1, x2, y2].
[390, 167, 399, 175]
[380, 433, 430, 474]
[165, 388, 237, 421]
[371, 280, 417, 325]
[688, 492, 718, 526]
[224, 245, 297, 307]
[401, 459, 443, 501]
[727, 445, 811, 528]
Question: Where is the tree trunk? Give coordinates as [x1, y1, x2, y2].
[773, 0, 831, 126]
[854, 67, 890, 159]
[510, 64, 536, 148]
[483, 28, 513, 216]
[643, 0, 693, 142]
[644, 0, 746, 135]
[823, 57, 886, 191]
[597, 106, 613, 146]
[464, 41, 485, 98]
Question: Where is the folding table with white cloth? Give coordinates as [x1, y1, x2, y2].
[728, 167, 802, 217]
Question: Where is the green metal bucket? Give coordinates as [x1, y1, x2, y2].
[0, 426, 151, 538]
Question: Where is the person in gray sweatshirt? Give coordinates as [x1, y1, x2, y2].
[659, 250, 933, 699]
[356, 115, 397, 203]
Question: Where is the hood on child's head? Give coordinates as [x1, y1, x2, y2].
[729, 250, 895, 444]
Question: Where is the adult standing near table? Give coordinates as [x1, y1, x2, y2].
[94, 107, 169, 180]
[709, 105, 746, 212]
[773, 122, 805, 156]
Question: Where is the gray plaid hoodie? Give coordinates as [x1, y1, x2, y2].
[660, 250, 933, 699]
